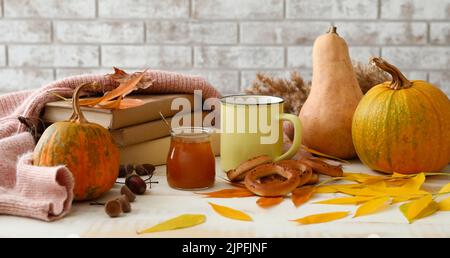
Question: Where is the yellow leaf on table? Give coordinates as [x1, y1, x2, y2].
[439, 183, 450, 194]
[391, 195, 422, 204]
[343, 173, 384, 183]
[303, 146, 349, 163]
[291, 186, 315, 207]
[354, 196, 390, 218]
[257, 197, 284, 208]
[137, 214, 206, 234]
[314, 185, 339, 194]
[336, 186, 382, 197]
[438, 196, 450, 211]
[367, 183, 429, 197]
[208, 202, 253, 221]
[402, 173, 426, 190]
[391, 172, 415, 178]
[400, 200, 439, 223]
[198, 188, 255, 198]
[315, 183, 363, 194]
[406, 194, 433, 219]
[315, 196, 376, 205]
[292, 211, 349, 225]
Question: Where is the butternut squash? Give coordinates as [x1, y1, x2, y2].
[299, 26, 363, 159]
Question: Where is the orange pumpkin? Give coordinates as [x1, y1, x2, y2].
[33, 83, 120, 200]
[352, 57, 450, 174]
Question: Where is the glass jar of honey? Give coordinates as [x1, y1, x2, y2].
[166, 127, 216, 190]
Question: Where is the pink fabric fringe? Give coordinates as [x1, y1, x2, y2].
[0, 71, 221, 221]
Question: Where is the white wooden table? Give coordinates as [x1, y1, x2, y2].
[1, 158, 449, 238]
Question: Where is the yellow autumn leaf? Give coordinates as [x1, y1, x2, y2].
[391, 195, 422, 204]
[315, 196, 376, 205]
[406, 194, 433, 219]
[314, 186, 339, 193]
[392, 172, 405, 178]
[137, 214, 206, 234]
[336, 186, 382, 196]
[292, 211, 349, 225]
[315, 183, 363, 194]
[439, 183, 450, 194]
[343, 173, 384, 183]
[367, 182, 429, 197]
[354, 196, 390, 217]
[400, 201, 439, 223]
[386, 178, 411, 187]
[438, 196, 450, 211]
[402, 173, 425, 190]
[208, 202, 253, 221]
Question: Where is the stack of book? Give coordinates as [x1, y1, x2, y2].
[43, 94, 220, 166]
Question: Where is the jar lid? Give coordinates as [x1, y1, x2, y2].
[171, 127, 214, 140]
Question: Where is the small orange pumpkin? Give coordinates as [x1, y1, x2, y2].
[352, 57, 450, 174]
[33, 83, 120, 200]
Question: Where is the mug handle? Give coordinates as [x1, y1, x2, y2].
[274, 113, 302, 162]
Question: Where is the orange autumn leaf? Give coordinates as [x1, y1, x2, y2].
[291, 186, 315, 207]
[102, 69, 148, 101]
[79, 68, 152, 109]
[198, 188, 255, 198]
[208, 202, 253, 221]
[257, 197, 284, 208]
[291, 211, 349, 225]
[303, 146, 349, 163]
[97, 96, 123, 109]
[117, 98, 145, 109]
[108, 67, 154, 90]
[79, 97, 107, 106]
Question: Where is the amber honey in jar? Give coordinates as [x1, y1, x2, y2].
[166, 127, 215, 190]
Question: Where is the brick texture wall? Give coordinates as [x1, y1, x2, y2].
[0, 0, 449, 96]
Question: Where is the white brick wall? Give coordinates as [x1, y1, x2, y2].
[0, 0, 449, 96]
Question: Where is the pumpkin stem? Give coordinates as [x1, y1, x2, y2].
[70, 82, 97, 123]
[370, 57, 412, 90]
[327, 26, 338, 35]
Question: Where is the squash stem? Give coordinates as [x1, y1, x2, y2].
[370, 57, 412, 90]
[327, 26, 338, 35]
[70, 82, 95, 123]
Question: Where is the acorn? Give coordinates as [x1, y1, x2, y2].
[105, 199, 122, 218]
[125, 174, 147, 195]
[142, 164, 156, 174]
[117, 195, 131, 213]
[135, 164, 148, 176]
[120, 185, 136, 202]
[118, 164, 134, 178]
[135, 164, 155, 176]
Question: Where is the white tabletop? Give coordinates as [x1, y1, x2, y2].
[1, 158, 449, 238]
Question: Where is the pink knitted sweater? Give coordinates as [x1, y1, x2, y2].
[0, 71, 221, 221]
